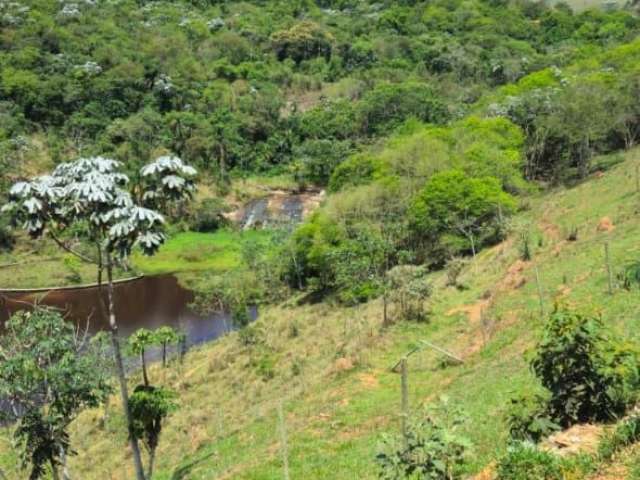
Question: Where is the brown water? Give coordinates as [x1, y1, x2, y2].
[0, 274, 252, 349]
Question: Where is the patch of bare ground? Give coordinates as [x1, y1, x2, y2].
[597, 216, 616, 232]
[447, 257, 529, 358]
[541, 424, 603, 457]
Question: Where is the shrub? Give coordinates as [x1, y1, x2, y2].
[598, 413, 640, 460]
[328, 153, 383, 192]
[358, 82, 448, 136]
[409, 170, 516, 258]
[619, 260, 640, 290]
[507, 394, 559, 443]
[188, 198, 230, 233]
[271, 21, 333, 64]
[129, 385, 177, 477]
[496, 442, 562, 480]
[294, 138, 353, 186]
[519, 230, 532, 261]
[386, 265, 432, 322]
[0, 215, 14, 251]
[376, 398, 470, 480]
[237, 324, 265, 348]
[445, 257, 467, 288]
[530, 306, 628, 428]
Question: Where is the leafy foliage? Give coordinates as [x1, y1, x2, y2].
[496, 442, 563, 480]
[0, 308, 111, 479]
[507, 394, 559, 443]
[129, 385, 178, 476]
[530, 306, 629, 428]
[598, 413, 640, 460]
[409, 170, 515, 259]
[376, 398, 471, 480]
[386, 265, 432, 322]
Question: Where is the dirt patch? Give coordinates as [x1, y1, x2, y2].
[597, 217, 615, 232]
[540, 219, 562, 241]
[471, 464, 496, 480]
[332, 357, 355, 373]
[542, 424, 603, 457]
[359, 372, 379, 389]
[447, 300, 490, 324]
[447, 258, 531, 358]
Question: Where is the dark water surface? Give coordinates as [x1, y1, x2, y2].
[0, 274, 251, 348]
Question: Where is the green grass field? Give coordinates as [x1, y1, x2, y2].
[3, 151, 640, 478]
[132, 229, 273, 276]
[0, 229, 272, 289]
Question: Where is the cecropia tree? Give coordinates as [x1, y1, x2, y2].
[2, 155, 196, 480]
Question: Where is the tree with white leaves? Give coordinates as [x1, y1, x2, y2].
[2, 154, 196, 480]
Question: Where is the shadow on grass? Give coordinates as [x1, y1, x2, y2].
[171, 451, 217, 480]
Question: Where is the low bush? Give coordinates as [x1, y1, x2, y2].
[530, 306, 629, 428]
[376, 398, 470, 480]
[598, 413, 640, 461]
[187, 198, 230, 233]
[496, 442, 562, 480]
[507, 394, 559, 443]
[619, 260, 640, 290]
[0, 215, 14, 251]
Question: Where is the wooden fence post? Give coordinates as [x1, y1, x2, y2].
[605, 242, 614, 295]
[400, 358, 409, 448]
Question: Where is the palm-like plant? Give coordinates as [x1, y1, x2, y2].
[2, 154, 196, 480]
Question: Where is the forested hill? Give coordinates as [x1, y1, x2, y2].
[1, 0, 639, 190]
[5, 0, 640, 479]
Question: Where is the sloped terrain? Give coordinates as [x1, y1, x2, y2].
[1, 149, 639, 478]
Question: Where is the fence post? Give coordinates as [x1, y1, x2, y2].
[400, 358, 409, 448]
[605, 242, 614, 295]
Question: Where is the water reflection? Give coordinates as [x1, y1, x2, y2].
[0, 275, 253, 349]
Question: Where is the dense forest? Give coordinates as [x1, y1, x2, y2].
[3, 0, 640, 479]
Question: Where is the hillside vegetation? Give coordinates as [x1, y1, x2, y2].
[4, 0, 640, 479]
[2, 146, 639, 479]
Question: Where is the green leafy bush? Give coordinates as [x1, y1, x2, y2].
[188, 198, 230, 233]
[530, 306, 628, 428]
[328, 154, 384, 192]
[271, 21, 333, 64]
[376, 398, 470, 480]
[409, 170, 515, 259]
[496, 442, 562, 480]
[619, 260, 640, 290]
[358, 82, 448, 136]
[507, 394, 559, 443]
[386, 265, 432, 322]
[129, 385, 178, 477]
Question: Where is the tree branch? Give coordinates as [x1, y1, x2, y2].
[48, 231, 98, 265]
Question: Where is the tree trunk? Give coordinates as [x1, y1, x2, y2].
[141, 350, 149, 386]
[105, 256, 147, 480]
[146, 447, 156, 480]
[162, 342, 167, 368]
[50, 459, 60, 480]
[60, 447, 71, 480]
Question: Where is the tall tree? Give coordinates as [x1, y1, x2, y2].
[2, 155, 196, 480]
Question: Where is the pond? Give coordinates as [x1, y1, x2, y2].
[0, 274, 254, 350]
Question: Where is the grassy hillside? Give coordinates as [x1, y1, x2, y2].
[2, 148, 640, 478]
